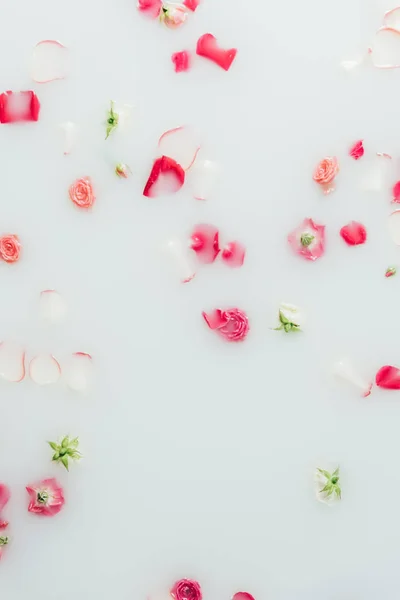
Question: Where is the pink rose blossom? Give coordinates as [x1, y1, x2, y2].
[0, 234, 21, 263]
[313, 156, 339, 194]
[161, 3, 187, 29]
[288, 218, 325, 261]
[349, 140, 364, 160]
[26, 478, 65, 516]
[170, 580, 202, 600]
[202, 308, 249, 342]
[69, 177, 95, 209]
[232, 593, 255, 600]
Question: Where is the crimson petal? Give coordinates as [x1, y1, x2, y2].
[137, 0, 162, 17]
[183, 0, 199, 10]
[196, 34, 237, 71]
[190, 224, 220, 263]
[202, 309, 228, 330]
[376, 365, 400, 389]
[339, 221, 367, 246]
[143, 156, 185, 197]
[0, 91, 40, 123]
[392, 180, 400, 202]
[172, 51, 191, 72]
[349, 140, 364, 160]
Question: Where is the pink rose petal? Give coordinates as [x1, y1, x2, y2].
[221, 241, 246, 267]
[376, 365, 400, 389]
[202, 309, 229, 330]
[172, 51, 191, 73]
[29, 354, 61, 386]
[0, 485, 10, 513]
[31, 40, 68, 83]
[196, 34, 237, 71]
[349, 140, 364, 160]
[190, 224, 220, 264]
[0, 91, 40, 123]
[202, 308, 249, 342]
[158, 127, 200, 171]
[64, 352, 93, 393]
[143, 156, 185, 197]
[138, 0, 162, 18]
[232, 593, 255, 600]
[383, 6, 400, 30]
[370, 27, 400, 68]
[183, 0, 199, 10]
[392, 180, 400, 203]
[339, 221, 367, 246]
[0, 342, 25, 382]
[288, 218, 325, 261]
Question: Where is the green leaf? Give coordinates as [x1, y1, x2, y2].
[61, 436, 70, 448]
[48, 441, 59, 451]
[61, 455, 69, 471]
[279, 312, 290, 325]
[69, 437, 79, 449]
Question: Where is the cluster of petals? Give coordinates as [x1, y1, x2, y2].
[138, 0, 199, 27]
[190, 224, 245, 267]
[170, 579, 202, 600]
[313, 156, 339, 194]
[0, 234, 21, 263]
[288, 218, 325, 261]
[26, 478, 65, 516]
[202, 308, 249, 342]
[69, 177, 95, 209]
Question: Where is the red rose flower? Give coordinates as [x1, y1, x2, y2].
[170, 580, 202, 600]
[0, 234, 21, 263]
[202, 308, 249, 342]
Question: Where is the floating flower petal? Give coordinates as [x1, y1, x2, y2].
[360, 152, 392, 191]
[202, 308, 249, 342]
[313, 156, 339, 194]
[190, 224, 220, 264]
[161, 3, 187, 28]
[0, 484, 10, 530]
[288, 218, 325, 261]
[0, 234, 21, 263]
[48, 435, 82, 471]
[221, 241, 245, 267]
[386, 265, 397, 277]
[138, 0, 162, 18]
[143, 156, 185, 197]
[349, 140, 364, 160]
[158, 127, 200, 171]
[29, 354, 61, 386]
[172, 51, 191, 72]
[376, 365, 400, 389]
[196, 34, 237, 71]
[31, 40, 68, 83]
[26, 478, 65, 516]
[392, 181, 400, 202]
[60, 121, 77, 155]
[189, 159, 219, 200]
[332, 357, 372, 397]
[275, 302, 305, 333]
[315, 467, 341, 506]
[170, 580, 202, 600]
[64, 352, 93, 393]
[40, 290, 67, 323]
[69, 176, 95, 209]
[232, 593, 255, 600]
[339, 221, 367, 246]
[165, 238, 196, 283]
[0, 342, 25, 383]
[388, 210, 400, 245]
[383, 6, 400, 30]
[183, 0, 199, 10]
[0, 91, 40, 123]
[370, 27, 400, 68]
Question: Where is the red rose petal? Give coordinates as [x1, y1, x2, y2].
[0, 485, 10, 513]
[137, 0, 162, 18]
[190, 224, 220, 263]
[202, 309, 228, 330]
[349, 140, 364, 160]
[196, 34, 237, 71]
[392, 180, 400, 203]
[172, 51, 191, 73]
[143, 156, 185, 197]
[0, 91, 40, 123]
[183, 0, 199, 10]
[221, 241, 246, 267]
[340, 221, 367, 246]
[232, 593, 255, 600]
[376, 365, 400, 389]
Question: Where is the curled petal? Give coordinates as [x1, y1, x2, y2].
[172, 51, 191, 72]
[388, 210, 400, 245]
[64, 352, 93, 393]
[383, 7, 400, 30]
[392, 181, 400, 203]
[232, 594, 255, 600]
[183, 0, 199, 10]
[333, 358, 372, 397]
[376, 365, 400, 389]
[202, 308, 249, 342]
[339, 221, 367, 246]
[26, 478, 65, 516]
[29, 354, 61, 386]
[40, 290, 67, 323]
[143, 156, 185, 197]
[190, 224, 220, 264]
[138, 0, 162, 17]
[158, 127, 200, 171]
[60, 121, 77, 155]
[31, 40, 68, 83]
[165, 238, 196, 283]
[349, 140, 364, 160]
[0, 91, 40, 123]
[370, 27, 400, 68]
[221, 241, 245, 267]
[288, 218, 325, 261]
[0, 342, 25, 382]
[189, 159, 219, 200]
[196, 34, 237, 71]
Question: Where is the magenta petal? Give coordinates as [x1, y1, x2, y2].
[0, 485, 10, 512]
[392, 180, 400, 202]
[202, 309, 228, 330]
[232, 593, 255, 600]
[376, 365, 400, 389]
[143, 156, 185, 197]
[339, 221, 367, 246]
[0, 91, 40, 123]
[190, 224, 220, 263]
[221, 241, 245, 267]
[138, 0, 162, 17]
[349, 140, 364, 160]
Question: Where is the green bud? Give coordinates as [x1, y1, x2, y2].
[300, 233, 314, 247]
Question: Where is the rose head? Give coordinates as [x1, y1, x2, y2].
[161, 3, 187, 28]
[170, 580, 202, 600]
[313, 156, 339, 194]
[26, 478, 65, 516]
[69, 177, 95, 209]
[202, 308, 249, 342]
[0, 234, 21, 263]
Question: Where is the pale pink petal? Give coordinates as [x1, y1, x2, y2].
[359, 152, 392, 191]
[202, 309, 228, 330]
[383, 7, 400, 30]
[339, 221, 367, 246]
[232, 593, 255, 600]
[64, 352, 93, 393]
[288, 218, 325, 261]
[0, 342, 25, 382]
[190, 224, 220, 264]
[221, 241, 246, 267]
[31, 40, 68, 83]
[388, 210, 400, 244]
[165, 238, 196, 283]
[29, 354, 61, 386]
[333, 358, 372, 397]
[189, 159, 219, 200]
[370, 27, 400, 68]
[40, 290, 67, 323]
[60, 121, 77, 155]
[376, 365, 400, 389]
[158, 127, 200, 171]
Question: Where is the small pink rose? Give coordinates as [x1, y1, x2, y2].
[69, 177, 95, 209]
[26, 478, 65, 516]
[313, 156, 339, 193]
[288, 217, 325, 261]
[161, 3, 187, 28]
[0, 234, 21, 263]
[202, 308, 249, 342]
[171, 580, 202, 600]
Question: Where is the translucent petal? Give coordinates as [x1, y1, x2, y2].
[31, 40, 68, 83]
[0, 342, 25, 382]
[64, 352, 93, 393]
[158, 126, 200, 171]
[39, 290, 67, 323]
[165, 238, 196, 283]
[388, 210, 400, 245]
[60, 121, 77, 155]
[359, 152, 392, 191]
[189, 159, 219, 200]
[383, 7, 400, 31]
[332, 357, 372, 397]
[29, 354, 61, 385]
[370, 27, 400, 68]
